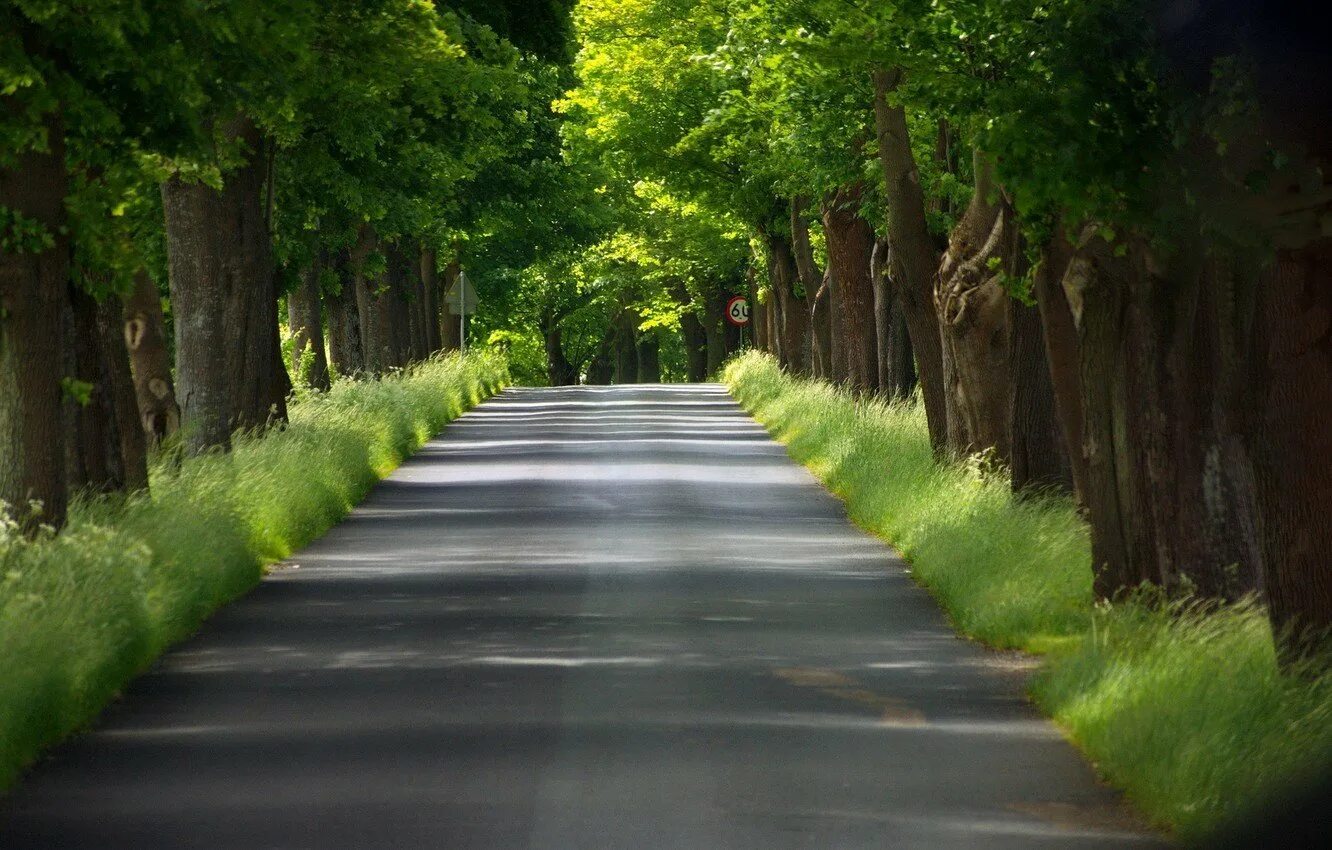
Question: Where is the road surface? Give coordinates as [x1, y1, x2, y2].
[1, 385, 1158, 848]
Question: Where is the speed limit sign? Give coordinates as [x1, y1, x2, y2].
[725, 295, 750, 327]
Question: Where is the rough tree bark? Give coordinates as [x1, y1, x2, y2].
[1009, 293, 1072, 496]
[355, 229, 395, 375]
[822, 185, 877, 393]
[0, 112, 69, 530]
[753, 287, 769, 353]
[763, 225, 809, 373]
[419, 246, 442, 353]
[934, 151, 1011, 459]
[382, 245, 415, 367]
[122, 270, 180, 450]
[98, 295, 148, 491]
[399, 242, 428, 364]
[162, 115, 286, 454]
[1066, 230, 1263, 603]
[791, 198, 830, 378]
[1254, 235, 1332, 661]
[872, 68, 947, 452]
[288, 259, 331, 391]
[870, 237, 917, 400]
[325, 248, 365, 379]
[763, 286, 779, 358]
[63, 284, 148, 496]
[1032, 228, 1089, 504]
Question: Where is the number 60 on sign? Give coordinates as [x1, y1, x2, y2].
[725, 295, 750, 327]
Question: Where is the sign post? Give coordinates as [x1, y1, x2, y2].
[445, 271, 478, 352]
[725, 294, 750, 349]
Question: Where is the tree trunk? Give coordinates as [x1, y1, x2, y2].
[638, 330, 661, 383]
[613, 309, 639, 384]
[926, 119, 957, 243]
[681, 308, 708, 382]
[258, 273, 291, 425]
[764, 286, 779, 357]
[64, 284, 146, 496]
[1032, 227, 1090, 505]
[871, 237, 917, 400]
[872, 68, 947, 452]
[405, 271, 424, 364]
[753, 287, 769, 353]
[400, 243, 428, 364]
[675, 282, 708, 382]
[704, 288, 728, 375]
[122, 269, 181, 449]
[98, 295, 149, 491]
[359, 268, 388, 375]
[935, 151, 1011, 459]
[383, 245, 415, 367]
[764, 227, 808, 373]
[586, 332, 614, 385]
[420, 246, 442, 354]
[1009, 296, 1071, 496]
[791, 199, 830, 378]
[63, 286, 147, 494]
[1254, 236, 1332, 662]
[822, 185, 877, 393]
[1068, 230, 1263, 603]
[391, 283, 412, 367]
[0, 110, 68, 531]
[325, 248, 365, 379]
[288, 259, 331, 391]
[543, 312, 578, 386]
[810, 274, 833, 382]
[162, 114, 285, 454]
[354, 229, 394, 376]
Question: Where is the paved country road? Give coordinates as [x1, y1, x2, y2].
[1, 385, 1160, 849]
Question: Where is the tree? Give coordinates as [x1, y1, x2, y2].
[2, 0, 211, 528]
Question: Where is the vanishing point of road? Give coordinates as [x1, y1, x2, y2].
[1, 385, 1159, 848]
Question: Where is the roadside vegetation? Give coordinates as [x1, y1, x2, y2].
[0, 352, 506, 791]
[727, 351, 1332, 841]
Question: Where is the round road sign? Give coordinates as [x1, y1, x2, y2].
[725, 295, 750, 327]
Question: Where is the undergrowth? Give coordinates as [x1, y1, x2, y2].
[0, 351, 506, 791]
[724, 351, 1332, 842]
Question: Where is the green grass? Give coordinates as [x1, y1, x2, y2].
[0, 351, 507, 791]
[724, 351, 1332, 842]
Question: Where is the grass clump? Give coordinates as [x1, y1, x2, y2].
[724, 351, 1332, 841]
[0, 351, 506, 791]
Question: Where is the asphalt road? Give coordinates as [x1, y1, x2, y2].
[1, 384, 1159, 848]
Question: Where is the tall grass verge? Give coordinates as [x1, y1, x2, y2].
[724, 351, 1332, 841]
[0, 351, 507, 791]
